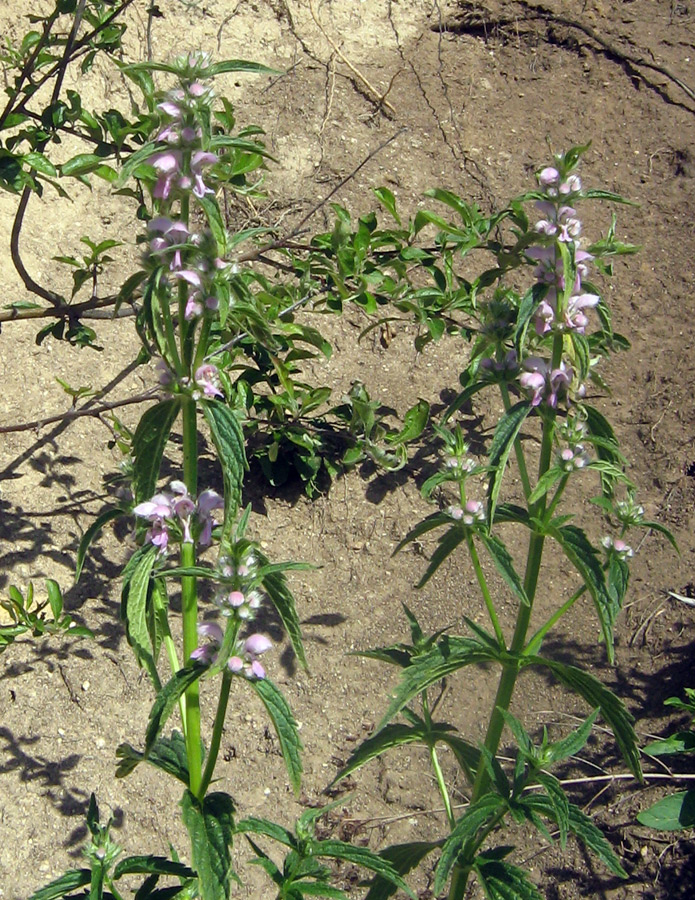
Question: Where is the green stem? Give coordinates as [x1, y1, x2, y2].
[422, 691, 455, 829]
[163, 633, 187, 737]
[466, 533, 505, 648]
[181, 395, 202, 796]
[199, 669, 233, 799]
[450, 334, 565, 896]
[545, 473, 569, 521]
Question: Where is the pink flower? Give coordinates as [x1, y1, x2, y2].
[538, 166, 560, 187]
[194, 364, 223, 398]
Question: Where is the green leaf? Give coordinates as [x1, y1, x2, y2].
[27, 869, 91, 900]
[76, 507, 123, 582]
[433, 795, 506, 894]
[256, 552, 307, 670]
[235, 816, 296, 849]
[364, 841, 442, 900]
[145, 667, 205, 757]
[527, 466, 565, 506]
[637, 791, 695, 831]
[181, 790, 236, 900]
[373, 186, 401, 224]
[197, 195, 227, 256]
[206, 59, 280, 77]
[250, 677, 303, 794]
[377, 636, 498, 731]
[45, 579, 63, 620]
[132, 399, 180, 503]
[116, 730, 190, 783]
[202, 400, 247, 530]
[113, 856, 195, 879]
[534, 772, 570, 847]
[479, 533, 529, 607]
[23, 151, 58, 176]
[333, 723, 433, 784]
[313, 841, 415, 898]
[567, 803, 626, 875]
[417, 525, 468, 588]
[487, 402, 531, 525]
[527, 655, 640, 778]
[549, 524, 618, 662]
[386, 399, 428, 445]
[544, 709, 599, 764]
[393, 511, 454, 554]
[60, 152, 109, 177]
[475, 855, 543, 900]
[644, 731, 695, 756]
[121, 545, 158, 682]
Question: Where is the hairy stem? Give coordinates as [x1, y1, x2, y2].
[199, 669, 233, 799]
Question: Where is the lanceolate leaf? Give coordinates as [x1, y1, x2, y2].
[526, 655, 641, 778]
[332, 723, 434, 784]
[146, 666, 206, 757]
[256, 551, 307, 669]
[475, 855, 544, 900]
[27, 869, 91, 900]
[235, 817, 296, 849]
[313, 841, 415, 899]
[479, 533, 529, 607]
[567, 803, 627, 876]
[76, 507, 123, 582]
[549, 524, 618, 661]
[433, 795, 506, 894]
[487, 402, 532, 525]
[202, 400, 247, 530]
[250, 677, 303, 794]
[113, 856, 195, 879]
[181, 790, 236, 900]
[417, 525, 468, 588]
[364, 841, 443, 900]
[116, 730, 190, 783]
[132, 399, 180, 503]
[121, 545, 159, 683]
[377, 636, 498, 731]
[393, 512, 454, 554]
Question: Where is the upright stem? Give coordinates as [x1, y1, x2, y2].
[181, 394, 202, 795]
[199, 670, 233, 799]
[449, 335, 564, 898]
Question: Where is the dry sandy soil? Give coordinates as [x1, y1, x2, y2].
[1, 1, 695, 898]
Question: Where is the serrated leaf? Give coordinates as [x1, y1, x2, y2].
[313, 841, 415, 898]
[567, 803, 626, 875]
[545, 709, 599, 764]
[527, 655, 640, 777]
[549, 524, 617, 662]
[121, 545, 158, 682]
[197, 195, 227, 256]
[487, 402, 532, 525]
[116, 730, 190, 783]
[417, 525, 468, 588]
[206, 59, 280, 77]
[479, 534, 529, 607]
[27, 868, 91, 900]
[377, 635, 498, 731]
[76, 508, 123, 582]
[433, 795, 505, 894]
[60, 152, 108, 177]
[393, 512, 454, 554]
[256, 551, 306, 670]
[475, 856, 543, 900]
[250, 677, 303, 794]
[637, 791, 695, 830]
[527, 466, 564, 506]
[113, 856, 195, 879]
[235, 816, 296, 849]
[181, 790, 236, 900]
[534, 772, 570, 847]
[146, 667, 205, 756]
[202, 400, 247, 531]
[132, 399, 180, 503]
[364, 841, 442, 900]
[332, 723, 431, 784]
